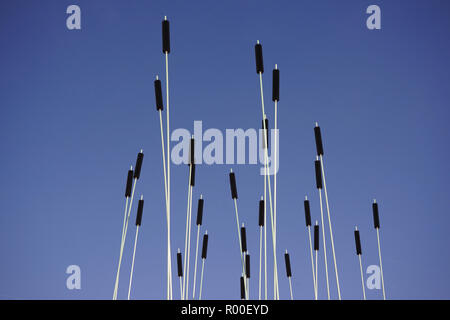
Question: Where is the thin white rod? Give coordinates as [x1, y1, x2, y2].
[307, 225, 316, 298]
[247, 277, 250, 300]
[262, 114, 279, 300]
[320, 156, 341, 300]
[199, 259, 205, 300]
[233, 199, 247, 295]
[258, 226, 262, 300]
[243, 251, 247, 300]
[179, 277, 183, 300]
[244, 254, 249, 300]
[121, 179, 137, 246]
[358, 254, 366, 300]
[113, 196, 129, 299]
[192, 225, 201, 299]
[263, 147, 279, 300]
[288, 277, 293, 300]
[315, 249, 318, 300]
[159, 110, 169, 219]
[264, 166, 267, 300]
[274, 99, 278, 278]
[186, 183, 194, 299]
[127, 226, 140, 300]
[165, 51, 173, 300]
[377, 228, 386, 300]
[318, 188, 330, 299]
[259, 73, 277, 300]
[159, 109, 172, 301]
[259, 80, 280, 299]
[266, 173, 279, 299]
[182, 166, 192, 299]
[114, 177, 137, 299]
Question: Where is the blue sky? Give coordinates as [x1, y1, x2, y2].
[0, 0, 449, 299]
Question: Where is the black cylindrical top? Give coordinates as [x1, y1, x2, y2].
[162, 19, 170, 53]
[314, 224, 319, 251]
[229, 172, 238, 199]
[201, 233, 209, 259]
[373, 202, 380, 229]
[284, 252, 292, 277]
[240, 276, 245, 299]
[272, 68, 279, 102]
[190, 138, 195, 165]
[314, 125, 324, 156]
[154, 79, 163, 111]
[190, 164, 196, 187]
[304, 199, 312, 227]
[354, 229, 362, 255]
[177, 251, 183, 277]
[258, 199, 264, 227]
[241, 226, 247, 253]
[245, 254, 250, 278]
[135, 198, 144, 226]
[255, 43, 264, 74]
[134, 152, 144, 180]
[196, 198, 204, 226]
[262, 118, 269, 149]
[315, 160, 323, 189]
[125, 169, 133, 197]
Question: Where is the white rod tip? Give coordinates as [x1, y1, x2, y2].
[140, 149, 143, 153]
[285, 249, 288, 254]
[140, 195, 143, 200]
[305, 195, 308, 201]
[316, 156, 319, 161]
[315, 220, 318, 225]
[200, 194, 203, 199]
[205, 230, 208, 235]
[230, 168, 233, 173]
[355, 226, 358, 231]
[242, 222, 245, 227]
[164, 16, 167, 20]
[177, 248, 180, 253]
[156, 75, 159, 80]
[261, 196, 263, 200]
[275, 64, 278, 70]
[315, 122, 319, 127]
[373, 199, 377, 203]
[130, 165, 133, 170]
[257, 40, 260, 44]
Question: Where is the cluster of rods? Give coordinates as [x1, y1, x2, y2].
[112, 17, 387, 300]
[112, 17, 210, 301]
[228, 42, 386, 301]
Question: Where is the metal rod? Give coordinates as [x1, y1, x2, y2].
[113, 195, 129, 300]
[164, 17, 173, 297]
[185, 180, 194, 299]
[320, 154, 341, 300]
[318, 185, 330, 299]
[288, 277, 293, 300]
[192, 224, 201, 299]
[199, 259, 205, 300]
[377, 228, 386, 300]
[127, 226, 140, 300]
[307, 225, 316, 298]
[182, 165, 193, 299]
[259, 225, 263, 300]
[261, 114, 279, 300]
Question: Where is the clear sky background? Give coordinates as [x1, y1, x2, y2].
[0, 0, 449, 300]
